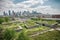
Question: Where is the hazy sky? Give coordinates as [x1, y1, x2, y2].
[0, 0, 60, 15]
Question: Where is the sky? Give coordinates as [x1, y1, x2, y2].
[0, 0, 60, 15]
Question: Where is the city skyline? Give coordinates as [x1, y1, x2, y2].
[0, 0, 60, 15]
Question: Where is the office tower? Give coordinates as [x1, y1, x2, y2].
[8, 10, 11, 16]
[3, 11, 7, 16]
[12, 10, 16, 17]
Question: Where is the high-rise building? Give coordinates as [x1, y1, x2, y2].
[8, 10, 11, 16]
[3, 11, 7, 16]
[19, 11, 21, 16]
[12, 10, 16, 17]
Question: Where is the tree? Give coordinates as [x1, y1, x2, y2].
[17, 29, 30, 40]
[0, 26, 4, 40]
[0, 18, 4, 24]
[56, 20, 60, 23]
[4, 29, 16, 40]
[4, 17, 10, 22]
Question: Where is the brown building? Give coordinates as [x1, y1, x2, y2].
[52, 15, 60, 18]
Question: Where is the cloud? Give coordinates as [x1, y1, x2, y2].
[0, 0, 60, 15]
[33, 5, 60, 14]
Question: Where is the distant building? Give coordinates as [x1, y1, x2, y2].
[19, 11, 21, 16]
[52, 15, 60, 18]
[3, 11, 7, 16]
[42, 14, 52, 18]
[2, 10, 60, 18]
[12, 10, 16, 17]
[8, 10, 11, 16]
